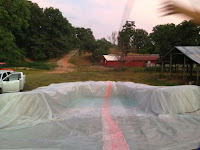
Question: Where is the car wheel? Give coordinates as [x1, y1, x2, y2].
[0, 88, 2, 94]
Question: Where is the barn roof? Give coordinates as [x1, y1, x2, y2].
[103, 54, 120, 61]
[124, 55, 159, 61]
[175, 46, 200, 64]
[103, 54, 159, 61]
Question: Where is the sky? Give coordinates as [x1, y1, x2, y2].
[29, 0, 198, 39]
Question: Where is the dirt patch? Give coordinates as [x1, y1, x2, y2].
[159, 77, 185, 85]
[89, 65, 114, 71]
[24, 58, 33, 62]
[48, 50, 77, 73]
[76, 55, 92, 65]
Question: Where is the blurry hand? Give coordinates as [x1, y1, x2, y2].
[160, 1, 188, 16]
[160, 1, 200, 24]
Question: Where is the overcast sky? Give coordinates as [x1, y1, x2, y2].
[30, 0, 197, 39]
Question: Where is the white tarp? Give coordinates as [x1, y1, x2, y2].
[0, 81, 200, 150]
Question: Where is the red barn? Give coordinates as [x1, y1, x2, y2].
[101, 54, 159, 67]
[100, 54, 121, 67]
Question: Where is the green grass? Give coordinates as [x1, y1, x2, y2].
[11, 61, 51, 70]
[16, 67, 183, 91]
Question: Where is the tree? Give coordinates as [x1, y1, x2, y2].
[0, 0, 30, 32]
[118, 21, 136, 56]
[107, 31, 118, 45]
[24, 4, 78, 60]
[150, 23, 178, 56]
[92, 38, 111, 61]
[0, 28, 22, 64]
[176, 20, 200, 46]
[76, 27, 96, 55]
[44, 7, 77, 59]
[0, 0, 30, 64]
[150, 21, 200, 57]
[25, 2, 47, 60]
[131, 29, 151, 53]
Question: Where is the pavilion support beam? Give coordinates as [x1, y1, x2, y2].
[197, 64, 199, 84]
[186, 63, 189, 79]
[175, 63, 177, 73]
[183, 56, 186, 80]
[190, 64, 193, 78]
[170, 53, 172, 78]
[162, 61, 164, 73]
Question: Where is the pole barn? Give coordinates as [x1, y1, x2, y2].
[159, 46, 200, 85]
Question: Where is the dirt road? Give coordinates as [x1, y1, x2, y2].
[50, 50, 76, 73]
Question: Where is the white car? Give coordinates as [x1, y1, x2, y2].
[0, 70, 26, 94]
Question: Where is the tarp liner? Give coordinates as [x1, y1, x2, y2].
[0, 81, 200, 150]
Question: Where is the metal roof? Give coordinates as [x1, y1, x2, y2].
[103, 54, 120, 61]
[125, 55, 159, 61]
[103, 54, 160, 61]
[175, 46, 200, 64]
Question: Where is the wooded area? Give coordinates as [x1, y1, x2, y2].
[0, 0, 200, 65]
[0, 0, 111, 64]
[117, 20, 200, 56]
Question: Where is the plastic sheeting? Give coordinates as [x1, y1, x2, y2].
[0, 81, 200, 150]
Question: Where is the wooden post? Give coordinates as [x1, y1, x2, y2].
[183, 56, 186, 80]
[162, 61, 164, 73]
[170, 53, 172, 78]
[190, 63, 193, 78]
[186, 61, 188, 79]
[197, 64, 199, 85]
[175, 63, 177, 73]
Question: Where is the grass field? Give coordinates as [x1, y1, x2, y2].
[15, 52, 185, 91]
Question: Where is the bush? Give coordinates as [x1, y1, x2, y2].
[10, 61, 50, 70]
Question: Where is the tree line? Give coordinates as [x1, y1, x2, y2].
[0, 0, 200, 64]
[117, 20, 200, 57]
[0, 0, 111, 64]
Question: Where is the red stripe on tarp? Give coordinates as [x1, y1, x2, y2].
[102, 81, 130, 150]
